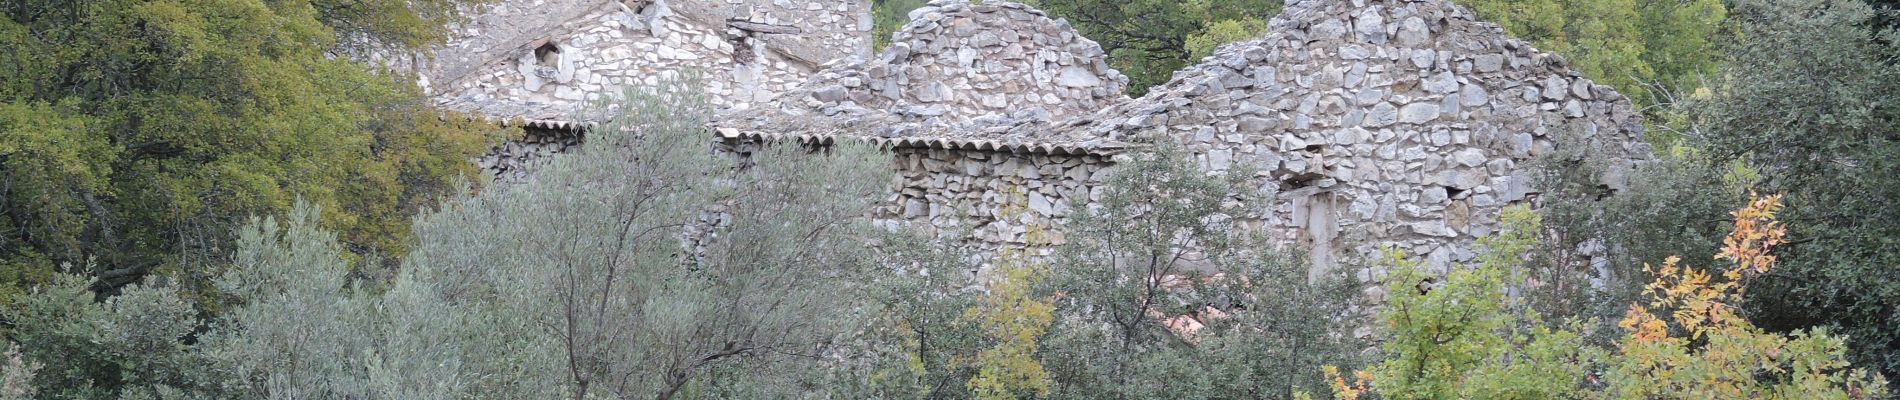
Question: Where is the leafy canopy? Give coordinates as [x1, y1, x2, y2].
[1458, 0, 1727, 109]
[872, 0, 1283, 96]
[0, 0, 502, 295]
[1686, 0, 1900, 379]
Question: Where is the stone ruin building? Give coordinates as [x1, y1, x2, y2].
[433, 0, 1654, 288]
[417, 0, 872, 180]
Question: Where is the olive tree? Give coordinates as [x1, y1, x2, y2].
[1040, 145, 1367, 399]
[381, 80, 891, 399]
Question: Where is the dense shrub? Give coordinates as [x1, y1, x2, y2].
[1338, 197, 1889, 399]
[840, 146, 1366, 399]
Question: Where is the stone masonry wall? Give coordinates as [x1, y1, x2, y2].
[720, 0, 1128, 143]
[1054, 0, 1653, 288]
[885, 148, 1112, 242]
[478, 123, 586, 183]
[434, 0, 873, 120]
[437, 0, 873, 179]
[722, 0, 1652, 286]
[467, 0, 1655, 287]
[711, 0, 1130, 280]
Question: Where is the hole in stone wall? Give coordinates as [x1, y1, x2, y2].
[729, 34, 756, 65]
[534, 41, 562, 67]
[1282, 172, 1324, 190]
[623, 0, 650, 14]
[1444, 186, 1467, 199]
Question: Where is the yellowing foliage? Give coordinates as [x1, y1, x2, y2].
[1322, 365, 1370, 400]
[963, 191, 1055, 400]
[1607, 194, 1887, 399]
[1335, 195, 1888, 399]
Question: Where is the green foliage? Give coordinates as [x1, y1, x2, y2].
[963, 207, 1055, 400]
[0, 101, 103, 303]
[1603, 196, 1888, 399]
[827, 234, 987, 398]
[1458, 0, 1726, 109]
[1679, 0, 1900, 379]
[309, 0, 479, 54]
[197, 201, 382, 398]
[1525, 123, 1745, 335]
[840, 145, 1364, 400]
[871, 0, 929, 51]
[1347, 199, 1889, 399]
[0, 79, 894, 399]
[4, 274, 210, 399]
[1041, 145, 1365, 399]
[1187, 18, 1268, 60]
[0, 0, 505, 294]
[1366, 206, 1594, 400]
[1014, 0, 1283, 96]
[381, 80, 892, 399]
[0, 343, 37, 400]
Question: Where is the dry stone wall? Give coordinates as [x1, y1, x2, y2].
[712, 0, 1129, 279]
[719, 0, 1128, 144]
[461, 0, 1655, 285]
[477, 122, 587, 183]
[1053, 0, 1653, 284]
[722, 0, 1652, 284]
[433, 0, 873, 179]
[883, 148, 1112, 245]
[434, 0, 871, 117]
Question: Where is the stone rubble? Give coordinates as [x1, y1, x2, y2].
[475, 121, 586, 183]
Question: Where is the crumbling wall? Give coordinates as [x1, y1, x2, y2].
[720, 0, 1128, 142]
[469, 0, 1655, 289]
[724, 0, 1653, 286]
[713, 0, 1130, 280]
[478, 122, 587, 183]
[434, 0, 873, 120]
[439, 0, 874, 179]
[1055, 0, 1653, 286]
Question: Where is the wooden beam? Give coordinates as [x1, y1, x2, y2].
[727, 20, 802, 35]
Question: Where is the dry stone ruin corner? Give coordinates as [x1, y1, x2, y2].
[432, 0, 1655, 288]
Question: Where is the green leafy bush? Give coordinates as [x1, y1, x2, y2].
[0, 0, 506, 295]
[844, 145, 1366, 400]
[377, 80, 892, 399]
[1458, 0, 1726, 109]
[1339, 198, 1890, 400]
[5, 274, 210, 398]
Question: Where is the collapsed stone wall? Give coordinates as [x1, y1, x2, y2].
[435, 0, 873, 179]
[435, 0, 870, 118]
[469, 0, 1654, 285]
[713, 0, 1130, 281]
[1053, 0, 1653, 285]
[720, 0, 1128, 142]
[478, 122, 587, 183]
[721, 0, 1651, 285]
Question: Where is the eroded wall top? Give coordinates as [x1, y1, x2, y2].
[1050, 0, 1653, 272]
[430, 0, 872, 121]
[718, 0, 1129, 145]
